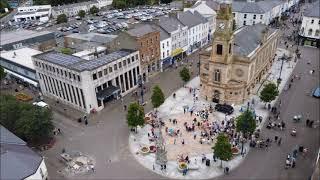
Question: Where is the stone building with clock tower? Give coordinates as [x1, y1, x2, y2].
[200, 2, 280, 105]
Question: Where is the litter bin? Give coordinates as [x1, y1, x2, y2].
[206, 159, 210, 166]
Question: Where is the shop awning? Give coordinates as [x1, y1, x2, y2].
[96, 85, 120, 100]
[4, 69, 38, 87]
[171, 48, 183, 57]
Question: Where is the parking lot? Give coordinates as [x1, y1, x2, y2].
[1, 5, 177, 39]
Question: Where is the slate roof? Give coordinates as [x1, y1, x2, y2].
[304, 1, 320, 18]
[127, 24, 157, 37]
[193, 10, 209, 23]
[232, 0, 282, 14]
[192, 0, 220, 11]
[158, 16, 186, 33]
[177, 11, 204, 28]
[1, 126, 43, 180]
[233, 24, 276, 57]
[150, 24, 170, 41]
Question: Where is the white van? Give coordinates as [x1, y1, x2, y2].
[33, 101, 49, 108]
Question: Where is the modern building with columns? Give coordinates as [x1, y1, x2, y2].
[200, 3, 280, 105]
[32, 49, 140, 113]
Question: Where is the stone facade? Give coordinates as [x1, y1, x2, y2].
[200, 3, 280, 105]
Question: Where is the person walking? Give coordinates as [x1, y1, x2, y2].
[278, 138, 282, 146]
[306, 119, 310, 127]
[224, 167, 229, 174]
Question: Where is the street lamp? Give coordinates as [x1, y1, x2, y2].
[138, 75, 144, 105]
[277, 55, 286, 89]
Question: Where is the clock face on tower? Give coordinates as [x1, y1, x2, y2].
[218, 22, 225, 30]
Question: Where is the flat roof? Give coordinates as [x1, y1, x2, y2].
[34, 49, 137, 72]
[65, 33, 118, 44]
[0, 30, 53, 46]
[72, 46, 107, 57]
[0, 47, 42, 70]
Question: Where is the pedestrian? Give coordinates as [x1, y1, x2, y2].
[184, 108, 186, 114]
[224, 167, 229, 174]
[164, 164, 167, 170]
[124, 105, 127, 111]
[174, 138, 176, 145]
[288, 83, 292, 89]
[213, 153, 216, 162]
[91, 165, 95, 172]
[193, 133, 197, 140]
[85, 119, 88, 125]
[274, 135, 278, 142]
[190, 110, 193, 116]
[58, 128, 61, 134]
[153, 164, 155, 170]
[278, 138, 282, 146]
[306, 119, 310, 127]
[309, 120, 314, 128]
[182, 139, 185, 145]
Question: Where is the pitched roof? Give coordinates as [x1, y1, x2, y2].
[150, 24, 170, 41]
[127, 24, 157, 37]
[192, 0, 220, 11]
[193, 10, 209, 23]
[232, 0, 282, 14]
[158, 16, 186, 33]
[177, 11, 205, 28]
[233, 24, 276, 57]
[1, 126, 43, 180]
[304, 1, 320, 18]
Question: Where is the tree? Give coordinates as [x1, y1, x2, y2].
[236, 109, 256, 137]
[16, 107, 54, 144]
[259, 82, 279, 105]
[0, 0, 10, 13]
[56, 14, 67, 24]
[89, 5, 99, 15]
[60, 48, 72, 55]
[180, 67, 191, 84]
[0, 95, 54, 145]
[160, 0, 172, 4]
[78, 10, 85, 18]
[151, 85, 165, 108]
[213, 133, 232, 167]
[0, 66, 6, 80]
[127, 102, 144, 133]
[112, 0, 127, 9]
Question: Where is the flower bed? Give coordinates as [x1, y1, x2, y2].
[177, 162, 188, 172]
[140, 146, 150, 155]
[231, 147, 240, 155]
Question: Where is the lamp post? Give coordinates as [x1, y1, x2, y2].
[138, 75, 144, 105]
[277, 55, 285, 89]
[241, 103, 250, 155]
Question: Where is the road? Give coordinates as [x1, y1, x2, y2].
[218, 46, 320, 180]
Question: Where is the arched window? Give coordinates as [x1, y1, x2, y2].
[216, 44, 223, 55]
[315, 30, 320, 37]
[308, 29, 313, 36]
[214, 69, 221, 82]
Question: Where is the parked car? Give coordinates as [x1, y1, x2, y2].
[215, 104, 234, 115]
[312, 87, 320, 98]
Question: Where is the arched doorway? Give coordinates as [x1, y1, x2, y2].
[212, 90, 220, 103]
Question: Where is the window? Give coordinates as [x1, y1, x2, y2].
[114, 64, 117, 71]
[311, 19, 314, 24]
[109, 66, 113, 73]
[232, 13, 235, 17]
[127, 58, 131, 64]
[162, 43, 164, 49]
[260, 15, 263, 19]
[315, 30, 320, 37]
[214, 69, 221, 82]
[162, 52, 165, 58]
[244, 14, 247, 18]
[167, 41, 169, 47]
[73, 74, 76, 80]
[77, 75, 81, 81]
[131, 56, 134, 62]
[140, 42, 143, 47]
[319, 20, 320, 25]
[229, 43, 232, 54]
[135, 54, 138, 60]
[216, 44, 223, 55]
[308, 29, 313, 36]
[253, 21, 255, 25]
[118, 62, 122, 68]
[123, 60, 126, 66]
[92, 73, 97, 80]
[167, 50, 169, 56]
[69, 72, 72, 79]
[253, 14, 256, 19]
[98, 71, 102, 78]
[104, 68, 108, 75]
[243, 21, 246, 26]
